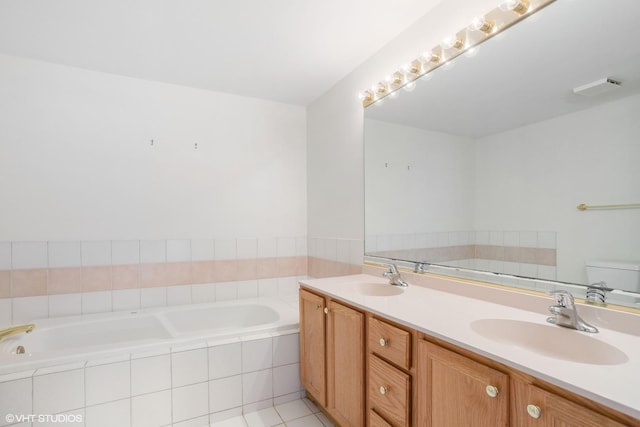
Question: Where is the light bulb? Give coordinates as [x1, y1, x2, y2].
[360, 91, 373, 103]
[469, 16, 495, 34]
[376, 82, 388, 95]
[391, 71, 404, 86]
[441, 36, 464, 50]
[402, 61, 421, 75]
[422, 51, 440, 64]
[499, 0, 530, 15]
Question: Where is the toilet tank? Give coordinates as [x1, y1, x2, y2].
[586, 260, 640, 292]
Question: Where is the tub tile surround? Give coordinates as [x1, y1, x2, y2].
[0, 237, 313, 327]
[0, 236, 364, 327]
[0, 236, 361, 425]
[0, 331, 303, 427]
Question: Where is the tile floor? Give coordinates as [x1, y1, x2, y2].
[210, 398, 334, 427]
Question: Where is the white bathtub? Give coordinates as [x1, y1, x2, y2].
[0, 297, 298, 375]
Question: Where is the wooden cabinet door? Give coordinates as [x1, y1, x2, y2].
[511, 379, 628, 427]
[417, 340, 509, 427]
[327, 300, 365, 427]
[299, 289, 326, 406]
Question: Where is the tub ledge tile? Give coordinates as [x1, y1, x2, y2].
[0, 369, 36, 383]
[85, 353, 131, 367]
[239, 332, 273, 342]
[205, 336, 241, 348]
[34, 361, 87, 376]
[171, 340, 208, 353]
[131, 346, 171, 360]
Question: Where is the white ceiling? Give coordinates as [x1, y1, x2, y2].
[0, 0, 444, 106]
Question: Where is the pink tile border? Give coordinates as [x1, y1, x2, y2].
[82, 266, 112, 292]
[112, 264, 140, 290]
[48, 267, 82, 295]
[0, 271, 11, 298]
[11, 269, 48, 297]
[0, 256, 310, 299]
[191, 261, 215, 284]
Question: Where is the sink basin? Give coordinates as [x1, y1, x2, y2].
[470, 318, 628, 365]
[346, 282, 405, 296]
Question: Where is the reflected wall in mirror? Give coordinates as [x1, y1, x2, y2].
[364, 0, 640, 307]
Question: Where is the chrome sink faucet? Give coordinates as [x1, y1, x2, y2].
[546, 290, 598, 333]
[383, 264, 408, 287]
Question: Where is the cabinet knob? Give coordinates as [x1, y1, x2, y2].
[323, 307, 329, 314]
[379, 338, 388, 347]
[485, 385, 499, 398]
[526, 404, 541, 419]
[379, 386, 388, 395]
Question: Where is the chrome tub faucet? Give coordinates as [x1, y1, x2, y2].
[546, 290, 598, 333]
[383, 264, 408, 287]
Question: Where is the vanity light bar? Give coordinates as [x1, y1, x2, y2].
[360, 0, 556, 108]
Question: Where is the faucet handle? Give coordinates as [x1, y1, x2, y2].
[548, 290, 575, 308]
[383, 264, 399, 276]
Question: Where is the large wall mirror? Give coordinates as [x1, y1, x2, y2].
[364, 0, 640, 308]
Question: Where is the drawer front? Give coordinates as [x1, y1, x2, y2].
[369, 317, 411, 369]
[369, 355, 410, 427]
[369, 410, 393, 427]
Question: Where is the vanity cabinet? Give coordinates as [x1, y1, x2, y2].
[300, 285, 638, 427]
[416, 340, 509, 426]
[511, 379, 627, 427]
[299, 288, 365, 427]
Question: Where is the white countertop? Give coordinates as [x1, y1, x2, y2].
[299, 273, 640, 420]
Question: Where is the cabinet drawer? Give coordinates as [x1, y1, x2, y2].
[369, 317, 411, 369]
[369, 355, 410, 427]
[369, 410, 393, 427]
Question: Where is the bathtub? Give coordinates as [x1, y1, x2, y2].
[0, 296, 299, 375]
[0, 296, 303, 425]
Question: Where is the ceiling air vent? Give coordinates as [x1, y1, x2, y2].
[573, 78, 622, 97]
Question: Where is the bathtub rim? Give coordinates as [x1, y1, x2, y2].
[0, 296, 299, 376]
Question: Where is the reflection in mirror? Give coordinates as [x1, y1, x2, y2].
[364, 0, 640, 308]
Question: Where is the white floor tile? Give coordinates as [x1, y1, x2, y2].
[243, 407, 282, 427]
[210, 415, 248, 427]
[301, 398, 319, 414]
[172, 415, 210, 427]
[284, 414, 324, 427]
[274, 400, 311, 422]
